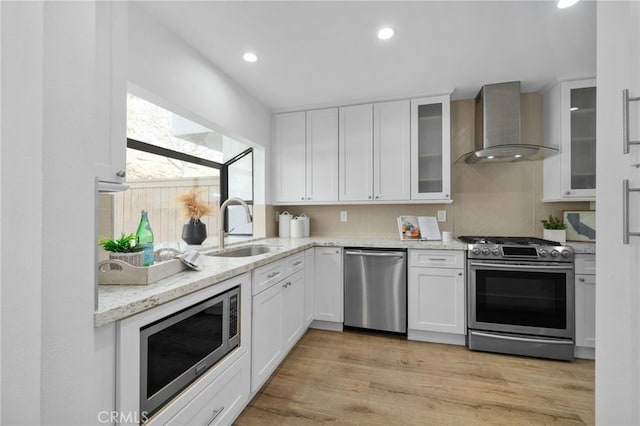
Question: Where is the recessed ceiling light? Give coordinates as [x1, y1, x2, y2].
[243, 52, 258, 63]
[377, 27, 395, 40]
[557, 0, 580, 9]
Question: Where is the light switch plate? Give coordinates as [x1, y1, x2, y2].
[340, 211, 348, 222]
[437, 210, 446, 222]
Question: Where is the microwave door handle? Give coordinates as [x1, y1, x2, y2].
[470, 262, 573, 271]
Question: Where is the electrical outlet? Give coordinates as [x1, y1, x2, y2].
[340, 211, 348, 222]
[437, 210, 446, 222]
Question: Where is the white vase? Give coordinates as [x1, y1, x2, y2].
[543, 229, 566, 243]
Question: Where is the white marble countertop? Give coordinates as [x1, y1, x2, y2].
[95, 236, 467, 327]
[566, 242, 596, 254]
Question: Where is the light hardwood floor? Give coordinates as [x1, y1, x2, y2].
[235, 329, 594, 425]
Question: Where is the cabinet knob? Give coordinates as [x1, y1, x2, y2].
[565, 191, 571, 195]
[375, 195, 380, 199]
[116, 169, 126, 178]
[458, 272, 463, 276]
[301, 197, 305, 200]
[307, 197, 311, 200]
[368, 196, 372, 199]
[578, 277, 585, 282]
[445, 194, 449, 198]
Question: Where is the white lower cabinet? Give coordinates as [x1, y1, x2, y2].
[165, 352, 250, 426]
[407, 250, 465, 344]
[575, 254, 596, 359]
[313, 247, 343, 326]
[304, 248, 315, 327]
[251, 279, 284, 392]
[251, 255, 306, 393]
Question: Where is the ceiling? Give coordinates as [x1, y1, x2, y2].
[136, 0, 596, 112]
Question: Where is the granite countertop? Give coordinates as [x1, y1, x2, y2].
[95, 236, 467, 327]
[566, 241, 596, 254]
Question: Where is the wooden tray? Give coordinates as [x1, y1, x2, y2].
[98, 258, 189, 285]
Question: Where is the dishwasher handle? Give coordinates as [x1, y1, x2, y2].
[344, 250, 405, 258]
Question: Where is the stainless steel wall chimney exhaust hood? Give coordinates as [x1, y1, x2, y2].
[457, 81, 558, 164]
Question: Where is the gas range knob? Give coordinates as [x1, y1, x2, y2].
[550, 250, 560, 258]
[561, 251, 571, 258]
[492, 248, 500, 256]
[481, 248, 491, 256]
[472, 248, 481, 256]
[539, 249, 549, 257]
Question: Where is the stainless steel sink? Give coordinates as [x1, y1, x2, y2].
[209, 244, 281, 258]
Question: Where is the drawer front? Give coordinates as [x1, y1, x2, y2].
[409, 249, 465, 269]
[252, 260, 285, 295]
[575, 254, 596, 275]
[285, 252, 305, 275]
[165, 352, 250, 426]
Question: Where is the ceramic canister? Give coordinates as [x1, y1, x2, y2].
[297, 213, 310, 237]
[290, 216, 305, 238]
[278, 211, 292, 238]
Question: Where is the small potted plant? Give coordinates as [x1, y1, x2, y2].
[98, 233, 145, 266]
[541, 214, 567, 243]
[178, 189, 214, 245]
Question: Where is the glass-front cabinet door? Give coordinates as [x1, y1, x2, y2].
[410, 95, 451, 201]
[562, 79, 596, 198]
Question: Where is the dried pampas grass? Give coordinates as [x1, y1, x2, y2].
[177, 189, 214, 221]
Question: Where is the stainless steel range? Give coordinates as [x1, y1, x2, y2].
[459, 236, 575, 361]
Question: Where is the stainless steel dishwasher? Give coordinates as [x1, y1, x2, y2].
[343, 248, 407, 334]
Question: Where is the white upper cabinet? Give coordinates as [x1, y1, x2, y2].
[273, 108, 338, 204]
[306, 108, 339, 202]
[338, 100, 411, 202]
[274, 111, 307, 203]
[410, 95, 451, 201]
[95, 1, 127, 184]
[339, 104, 374, 201]
[374, 100, 411, 201]
[543, 79, 596, 201]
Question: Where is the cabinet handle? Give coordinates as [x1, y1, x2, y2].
[301, 197, 305, 200]
[283, 281, 291, 288]
[116, 169, 126, 178]
[623, 89, 640, 154]
[307, 197, 311, 200]
[578, 277, 585, 282]
[368, 195, 372, 199]
[623, 179, 640, 244]
[267, 271, 281, 279]
[375, 195, 380, 199]
[565, 191, 571, 195]
[205, 406, 225, 426]
[292, 260, 303, 266]
[458, 272, 463, 276]
[428, 258, 447, 262]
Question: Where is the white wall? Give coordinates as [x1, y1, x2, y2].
[596, 1, 640, 423]
[1, 2, 117, 424]
[127, 3, 271, 205]
[1, 2, 44, 424]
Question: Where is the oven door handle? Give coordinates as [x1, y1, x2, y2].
[470, 331, 574, 345]
[470, 262, 573, 271]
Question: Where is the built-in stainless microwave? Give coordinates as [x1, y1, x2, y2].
[140, 286, 239, 418]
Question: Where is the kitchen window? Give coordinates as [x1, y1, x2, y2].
[114, 94, 254, 246]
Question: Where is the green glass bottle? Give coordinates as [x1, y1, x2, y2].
[136, 210, 154, 266]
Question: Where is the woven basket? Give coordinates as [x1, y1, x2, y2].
[108, 251, 144, 267]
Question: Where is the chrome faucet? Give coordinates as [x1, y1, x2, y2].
[218, 197, 252, 249]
